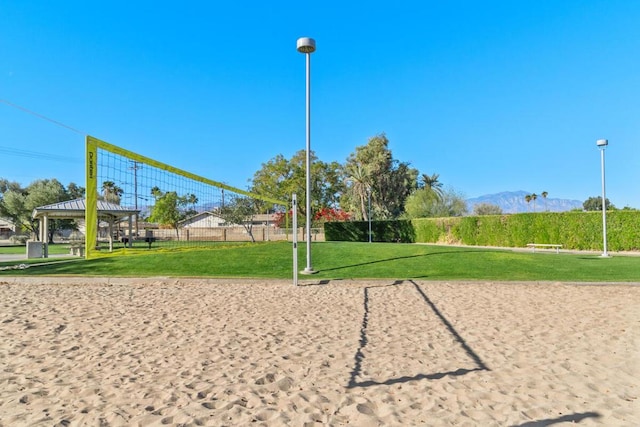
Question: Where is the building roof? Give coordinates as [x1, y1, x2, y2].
[32, 198, 140, 220]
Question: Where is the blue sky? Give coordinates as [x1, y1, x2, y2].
[1, 0, 639, 208]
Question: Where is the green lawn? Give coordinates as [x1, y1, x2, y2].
[1, 241, 639, 282]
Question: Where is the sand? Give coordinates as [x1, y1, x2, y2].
[0, 277, 638, 426]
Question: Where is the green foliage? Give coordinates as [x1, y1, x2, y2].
[148, 189, 197, 238]
[250, 150, 343, 219]
[404, 186, 468, 219]
[412, 211, 640, 251]
[404, 189, 438, 219]
[101, 181, 123, 204]
[324, 220, 415, 243]
[583, 196, 614, 211]
[342, 162, 371, 220]
[218, 196, 260, 242]
[0, 178, 81, 239]
[420, 173, 444, 200]
[342, 134, 418, 220]
[473, 203, 503, 215]
[411, 217, 458, 243]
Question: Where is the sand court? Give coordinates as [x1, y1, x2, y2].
[0, 277, 638, 426]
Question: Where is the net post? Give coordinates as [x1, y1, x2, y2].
[292, 194, 298, 287]
[85, 136, 99, 259]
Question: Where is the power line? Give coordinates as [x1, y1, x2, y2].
[0, 146, 80, 163]
[0, 99, 85, 135]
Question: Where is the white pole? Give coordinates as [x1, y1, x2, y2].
[292, 194, 298, 286]
[600, 145, 609, 257]
[596, 139, 610, 257]
[304, 51, 313, 272]
[297, 37, 317, 274]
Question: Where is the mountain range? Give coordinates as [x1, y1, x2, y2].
[466, 191, 583, 214]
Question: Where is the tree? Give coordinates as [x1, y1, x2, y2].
[344, 163, 371, 220]
[217, 196, 261, 242]
[403, 189, 438, 219]
[148, 188, 197, 238]
[420, 173, 444, 201]
[0, 178, 80, 241]
[541, 191, 548, 211]
[342, 133, 418, 220]
[583, 196, 615, 211]
[531, 193, 538, 212]
[404, 187, 467, 219]
[186, 193, 198, 211]
[0, 179, 22, 194]
[101, 181, 123, 204]
[473, 203, 503, 215]
[67, 182, 85, 199]
[250, 150, 344, 222]
[525, 194, 532, 212]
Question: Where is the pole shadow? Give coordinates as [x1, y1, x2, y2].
[321, 250, 482, 273]
[296, 279, 332, 287]
[347, 279, 489, 388]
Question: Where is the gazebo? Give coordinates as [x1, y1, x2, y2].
[32, 198, 140, 257]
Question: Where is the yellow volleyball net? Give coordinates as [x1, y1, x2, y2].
[85, 135, 288, 258]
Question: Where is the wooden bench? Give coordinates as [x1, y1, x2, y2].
[527, 243, 562, 254]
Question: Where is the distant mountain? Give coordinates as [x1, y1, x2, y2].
[466, 191, 583, 214]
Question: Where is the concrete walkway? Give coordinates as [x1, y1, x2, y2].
[0, 253, 75, 262]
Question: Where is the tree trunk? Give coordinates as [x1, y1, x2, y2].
[359, 193, 368, 221]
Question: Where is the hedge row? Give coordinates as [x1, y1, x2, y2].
[412, 211, 640, 251]
[324, 220, 415, 243]
[325, 211, 640, 251]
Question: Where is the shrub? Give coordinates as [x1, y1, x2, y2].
[9, 234, 30, 244]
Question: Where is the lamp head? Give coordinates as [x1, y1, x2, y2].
[596, 139, 608, 147]
[296, 37, 316, 54]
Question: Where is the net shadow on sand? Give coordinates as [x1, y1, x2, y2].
[347, 279, 490, 388]
[510, 411, 601, 427]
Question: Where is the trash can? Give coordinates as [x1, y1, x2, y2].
[26, 241, 43, 259]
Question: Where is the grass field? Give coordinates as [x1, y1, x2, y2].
[1, 241, 639, 282]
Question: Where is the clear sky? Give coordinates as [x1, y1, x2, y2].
[1, 0, 639, 208]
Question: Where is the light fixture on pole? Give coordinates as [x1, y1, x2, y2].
[297, 36, 317, 274]
[596, 139, 610, 257]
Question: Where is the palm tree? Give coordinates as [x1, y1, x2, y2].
[345, 163, 371, 220]
[102, 181, 123, 204]
[421, 173, 444, 201]
[541, 191, 548, 211]
[525, 194, 532, 212]
[187, 193, 198, 209]
[531, 193, 538, 212]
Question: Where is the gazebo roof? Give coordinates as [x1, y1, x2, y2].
[32, 198, 140, 220]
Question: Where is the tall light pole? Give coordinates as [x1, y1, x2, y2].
[596, 139, 610, 257]
[297, 37, 317, 274]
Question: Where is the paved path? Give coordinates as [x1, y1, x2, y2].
[0, 253, 73, 262]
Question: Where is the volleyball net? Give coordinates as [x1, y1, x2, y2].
[85, 135, 288, 258]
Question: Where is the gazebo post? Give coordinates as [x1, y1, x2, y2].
[42, 214, 49, 258]
[108, 219, 114, 252]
